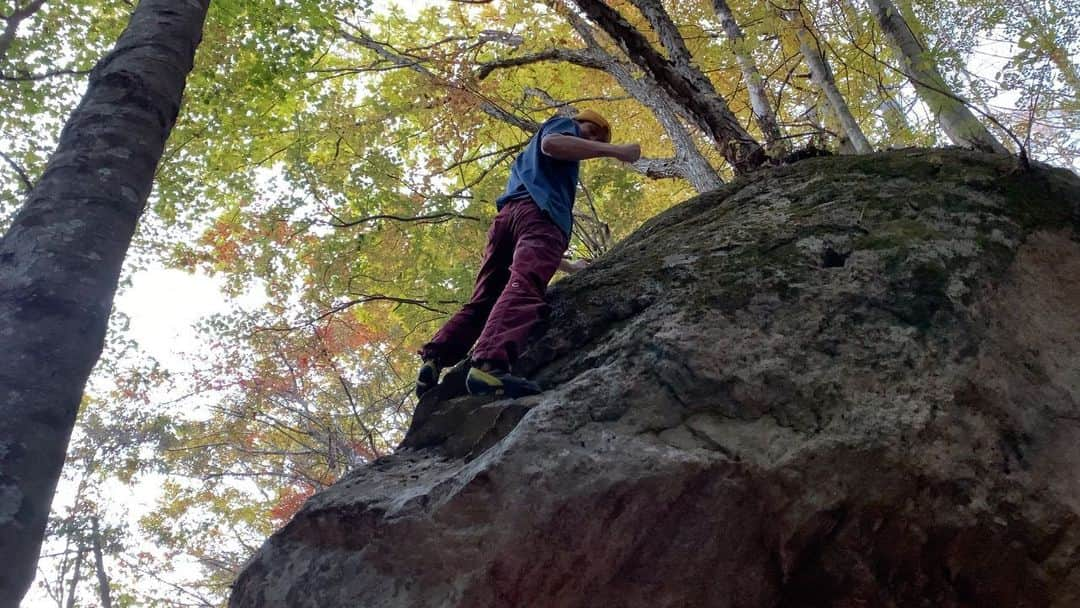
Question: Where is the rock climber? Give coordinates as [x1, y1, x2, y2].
[416, 109, 642, 398]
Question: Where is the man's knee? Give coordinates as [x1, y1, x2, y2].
[506, 272, 549, 298]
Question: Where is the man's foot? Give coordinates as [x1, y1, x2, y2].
[466, 366, 542, 398]
[415, 359, 442, 398]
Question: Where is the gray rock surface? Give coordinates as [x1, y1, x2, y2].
[230, 150, 1080, 607]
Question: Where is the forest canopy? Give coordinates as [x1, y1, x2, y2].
[0, 0, 1076, 604]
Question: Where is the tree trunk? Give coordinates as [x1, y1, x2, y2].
[879, 91, 912, 141]
[784, 9, 873, 153]
[805, 100, 828, 148]
[602, 63, 724, 192]
[625, 0, 698, 71]
[569, 0, 763, 172]
[558, 8, 724, 192]
[711, 0, 787, 153]
[865, 0, 1008, 153]
[91, 516, 112, 608]
[64, 547, 85, 608]
[0, 1, 210, 605]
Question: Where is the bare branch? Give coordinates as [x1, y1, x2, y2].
[523, 88, 630, 113]
[335, 19, 539, 134]
[329, 211, 482, 229]
[477, 48, 607, 79]
[0, 150, 33, 193]
[477, 30, 524, 48]
[0, 68, 90, 81]
[258, 295, 463, 333]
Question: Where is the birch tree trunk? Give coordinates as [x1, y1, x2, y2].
[0, 1, 210, 604]
[711, 0, 787, 153]
[784, 9, 874, 153]
[880, 92, 912, 140]
[570, 0, 763, 172]
[558, 8, 724, 192]
[865, 0, 1008, 153]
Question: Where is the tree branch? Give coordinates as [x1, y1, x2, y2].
[328, 211, 482, 229]
[0, 150, 33, 193]
[259, 295, 462, 333]
[0, 67, 91, 81]
[567, 0, 762, 172]
[0, 0, 47, 62]
[335, 19, 539, 134]
[477, 48, 607, 79]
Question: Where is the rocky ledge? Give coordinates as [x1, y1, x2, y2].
[231, 149, 1080, 607]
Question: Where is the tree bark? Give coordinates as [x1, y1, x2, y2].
[710, 0, 787, 153]
[568, 0, 763, 172]
[783, 8, 874, 153]
[865, 0, 1007, 153]
[625, 0, 697, 69]
[556, 8, 723, 191]
[0, 1, 210, 605]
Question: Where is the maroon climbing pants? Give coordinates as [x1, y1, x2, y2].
[421, 197, 568, 369]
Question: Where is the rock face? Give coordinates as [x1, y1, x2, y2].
[230, 150, 1080, 607]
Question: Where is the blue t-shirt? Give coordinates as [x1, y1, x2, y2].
[496, 116, 580, 238]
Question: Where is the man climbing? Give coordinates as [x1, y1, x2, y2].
[416, 110, 642, 398]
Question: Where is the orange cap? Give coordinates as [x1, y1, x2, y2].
[575, 110, 612, 142]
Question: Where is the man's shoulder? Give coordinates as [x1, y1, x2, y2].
[540, 115, 579, 136]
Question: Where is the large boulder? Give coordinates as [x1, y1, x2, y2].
[230, 149, 1080, 607]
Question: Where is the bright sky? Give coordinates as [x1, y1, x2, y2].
[117, 268, 244, 365]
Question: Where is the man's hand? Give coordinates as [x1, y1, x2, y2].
[613, 143, 642, 164]
[559, 258, 591, 274]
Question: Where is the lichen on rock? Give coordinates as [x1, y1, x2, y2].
[230, 150, 1080, 608]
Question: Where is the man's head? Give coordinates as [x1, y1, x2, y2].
[574, 110, 611, 143]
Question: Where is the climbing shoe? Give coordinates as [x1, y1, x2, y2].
[466, 366, 542, 398]
[415, 359, 442, 398]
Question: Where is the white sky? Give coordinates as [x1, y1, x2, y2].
[117, 268, 246, 365]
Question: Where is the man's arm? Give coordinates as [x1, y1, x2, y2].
[541, 135, 641, 163]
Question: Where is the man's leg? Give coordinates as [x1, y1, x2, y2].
[416, 205, 515, 394]
[469, 201, 568, 389]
